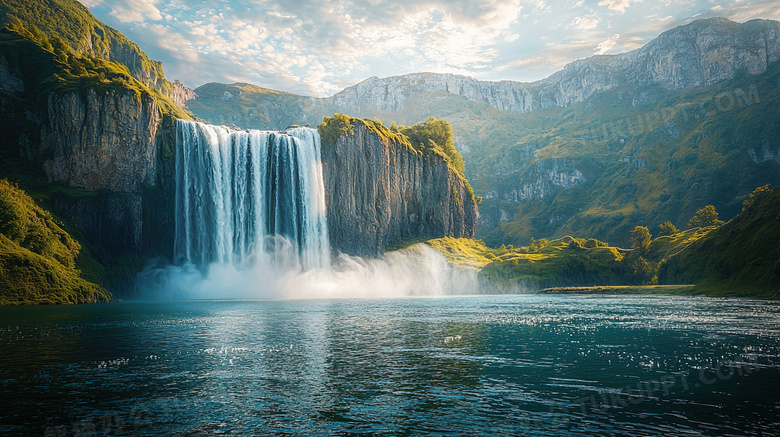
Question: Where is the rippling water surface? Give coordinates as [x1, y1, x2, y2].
[1, 295, 779, 436]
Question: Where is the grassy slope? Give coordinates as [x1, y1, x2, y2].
[0, 180, 110, 304]
[0, 0, 171, 92]
[424, 185, 778, 298]
[660, 186, 780, 298]
[422, 231, 709, 292]
[428, 236, 630, 290]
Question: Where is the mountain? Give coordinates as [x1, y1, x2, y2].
[187, 17, 780, 247]
[471, 61, 780, 247]
[331, 18, 780, 115]
[185, 82, 332, 130]
[0, 0, 196, 106]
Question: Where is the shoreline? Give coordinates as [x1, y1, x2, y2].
[537, 285, 697, 295]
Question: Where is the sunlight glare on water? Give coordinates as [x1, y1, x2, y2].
[0, 295, 778, 436]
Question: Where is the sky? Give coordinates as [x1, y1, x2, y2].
[77, 0, 780, 96]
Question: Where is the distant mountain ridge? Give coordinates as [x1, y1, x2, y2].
[190, 17, 780, 128]
[331, 18, 780, 115]
[187, 17, 780, 247]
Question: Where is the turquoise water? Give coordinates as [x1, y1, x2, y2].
[1, 295, 778, 436]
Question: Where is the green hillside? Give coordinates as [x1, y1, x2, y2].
[660, 185, 780, 297]
[0, 0, 175, 93]
[470, 65, 780, 248]
[0, 179, 110, 304]
[423, 185, 778, 298]
[424, 230, 709, 291]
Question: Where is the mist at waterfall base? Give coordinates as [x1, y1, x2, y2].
[136, 120, 482, 299]
[138, 246, 479, 299]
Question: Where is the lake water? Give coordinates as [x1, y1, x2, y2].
[1, 295, 778, 436]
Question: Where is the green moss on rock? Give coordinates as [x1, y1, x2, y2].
[0, 180, 110, 304]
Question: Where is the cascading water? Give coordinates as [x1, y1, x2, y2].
[173, 120, 329, 272]
[138, 120, 473, 299]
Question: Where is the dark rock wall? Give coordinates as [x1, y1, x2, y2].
[322, 120, 478, 257]
[10, 79, 475, 260]
[28, 88, 175, 255]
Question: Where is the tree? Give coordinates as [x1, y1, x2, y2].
[528, 237, 549, 253]
[742, 185, 772, 213]
[395, 117, 466, 175]
[687, 205, 724, 227]
[627, 256, 658, 285]
[657, 221, 678, 236]
[584, 238, 606, 248]
[630, 226, 651, 253]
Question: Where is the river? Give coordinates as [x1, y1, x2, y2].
[1, 295, 778, 436]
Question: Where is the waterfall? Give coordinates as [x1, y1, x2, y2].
[174, 120, 329, 271]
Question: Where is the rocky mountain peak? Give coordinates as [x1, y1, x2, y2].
[332, 18, 780, 115]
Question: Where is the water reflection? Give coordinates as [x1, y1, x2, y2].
[0, 295, 778, 435]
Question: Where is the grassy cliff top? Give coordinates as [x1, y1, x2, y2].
[0, 0, 171, 93]
[318, 113, 412, 149]
[318, 113, 476, 201]
[661, 185, 780, 298]
[0, 23, 188, 119]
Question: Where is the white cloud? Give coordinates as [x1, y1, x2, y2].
[78, 0, 780, 94]
[568, 16, 599, 29]
[109, 0, 163, 23]
[594, 33, 620, 54]
[142, 24, 199, 63]
[498, 53, 573, 73]
[717, 0, 780, 22]
[598, 0, 642, 14]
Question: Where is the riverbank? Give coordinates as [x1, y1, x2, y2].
[538, 285, 697, 295]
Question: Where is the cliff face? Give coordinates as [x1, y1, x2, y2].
[322, 120, 478, 257]
[332, 18, 780, 115]
[38, 89, 161, 192]
[170, 80, 198, 107]
[14, 87, 174, 255]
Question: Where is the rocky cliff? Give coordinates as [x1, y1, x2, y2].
[170, 79, 198, 107]
[321, 119, 478, 257]
[332, 18, 780, 115]
[37, 89, 176, 255]
[0, 36, 177, 257]
[38, 90, 161, 192]
[0, 0, 197, 107]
